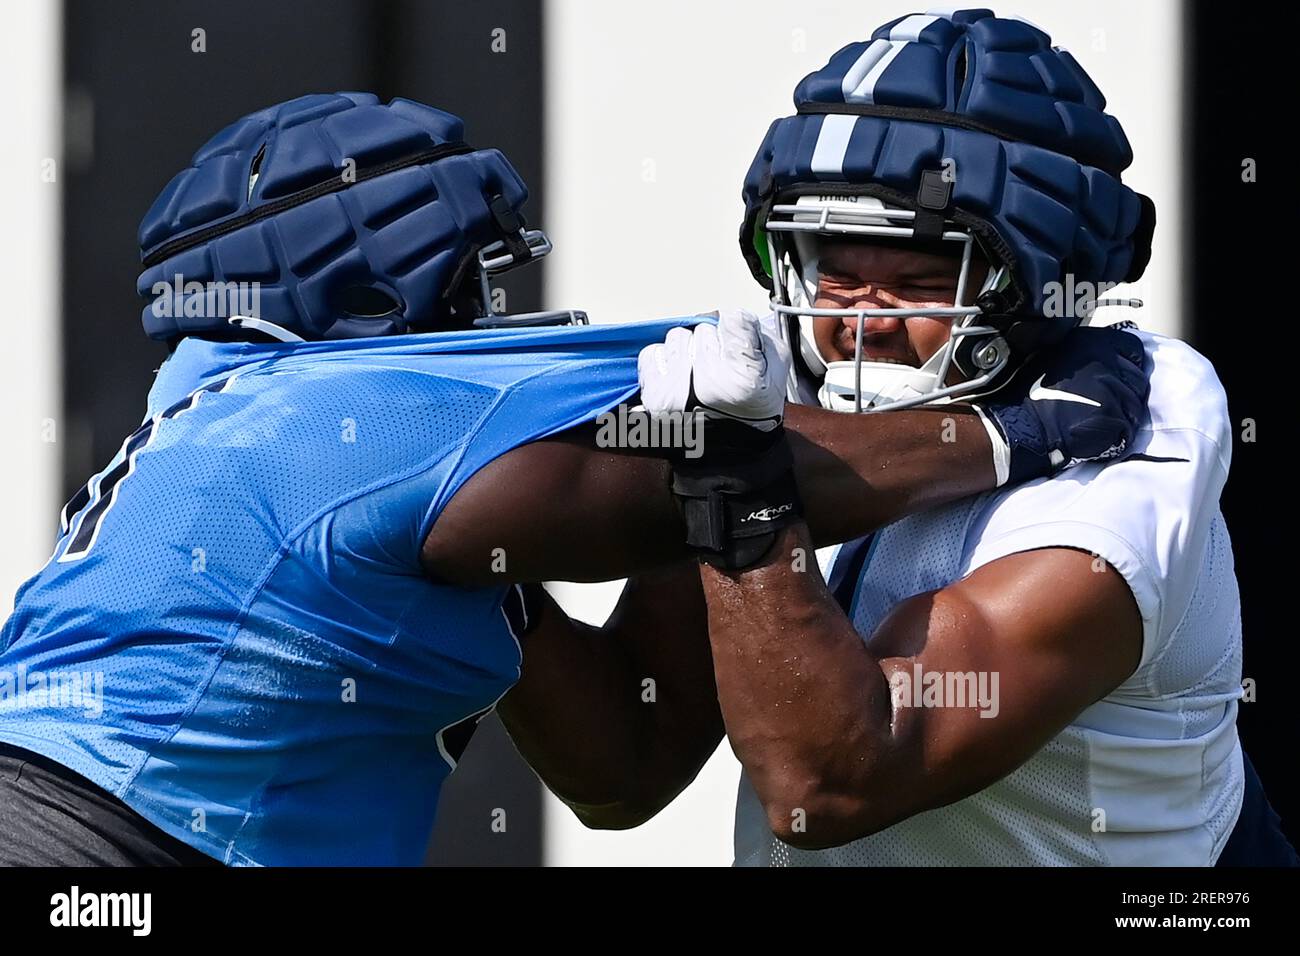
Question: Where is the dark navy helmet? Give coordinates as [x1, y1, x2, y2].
[138, 92, 575, 343]
[740, 9, 1155, 411]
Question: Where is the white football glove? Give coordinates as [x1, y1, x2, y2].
[637, 308, 791, 431]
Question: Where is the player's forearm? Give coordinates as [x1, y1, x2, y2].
[497, 609, 656, 828]
[425, 409, 995, 587]
[787, 403, 995, 547]
[498, 571, 723, 829]
[697, 522, 905, 849]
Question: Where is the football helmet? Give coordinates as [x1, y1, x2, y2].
[740, 8, 1155, 412]
[138, 93, 582, 343]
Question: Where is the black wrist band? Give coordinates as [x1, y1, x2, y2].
[670, 427, 804, 571]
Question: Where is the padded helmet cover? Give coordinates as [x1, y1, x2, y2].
[139, 92, 532, 341]
[741, 8, 1155, 345]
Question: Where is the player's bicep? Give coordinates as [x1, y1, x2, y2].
[869, 547, 1142, 811]
[421, 424, 683, 586]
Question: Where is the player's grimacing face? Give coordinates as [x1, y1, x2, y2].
[811, 239, 989, 374]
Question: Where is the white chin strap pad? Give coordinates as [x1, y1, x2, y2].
[819, 360, 939, 412]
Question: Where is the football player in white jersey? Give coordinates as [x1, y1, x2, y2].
[652, 9, 1270, 866]
[682, 310, 1242, 866]
[501, 8, 1294, 866]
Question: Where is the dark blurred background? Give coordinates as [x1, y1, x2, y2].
[1185, 0, 1294, 844]
[57, 0, 1294, 862]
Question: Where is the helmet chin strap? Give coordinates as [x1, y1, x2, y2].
[228, 315, 305, 343]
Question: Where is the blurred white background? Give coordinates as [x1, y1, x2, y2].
[1, 2, 61, 613]
[542, 0, 1183, 865]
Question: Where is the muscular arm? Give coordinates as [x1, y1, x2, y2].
[698, 522, 1142, 849]
[786, 403, 995, 548]
[423, 404, 993, 585]
[424, 403, 995, 828]
[496, 564, 724, 828]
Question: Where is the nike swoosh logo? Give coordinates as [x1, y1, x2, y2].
[1029, 373, 1101, 406]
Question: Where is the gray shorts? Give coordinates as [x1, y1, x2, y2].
[0, 744, 220, 867]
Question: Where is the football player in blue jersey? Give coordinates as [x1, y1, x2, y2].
[0, 92, 1148, 866]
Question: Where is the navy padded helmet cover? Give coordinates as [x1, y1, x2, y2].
[741, 8, 1154, 323]
[139, 92, 530, 340]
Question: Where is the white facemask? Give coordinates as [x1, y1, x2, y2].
[769, 195, 1009, 412]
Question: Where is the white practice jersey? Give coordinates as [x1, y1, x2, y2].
[735, 330, 1245, 866]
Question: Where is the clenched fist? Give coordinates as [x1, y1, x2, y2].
[637, 309, 791, 432]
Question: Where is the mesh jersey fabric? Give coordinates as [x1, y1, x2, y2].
[735, 330, 1244, 866]
[0, 317, 697, 865]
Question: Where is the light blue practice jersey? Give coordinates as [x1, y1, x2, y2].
[0, 318, 695, 865]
